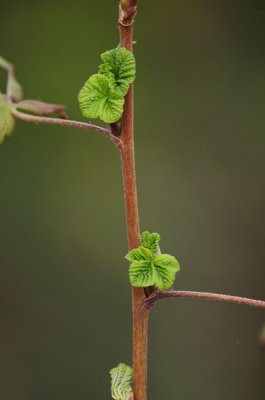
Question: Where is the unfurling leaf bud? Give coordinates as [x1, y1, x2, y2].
[126, 231, 180, 290]
[110, 363, 134, 400]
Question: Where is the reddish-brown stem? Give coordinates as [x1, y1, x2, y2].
[144, 290, 265, 310]
[0, 57, 22, 101]
[118, 2, 149, 400]
[11, 108, 121, 144]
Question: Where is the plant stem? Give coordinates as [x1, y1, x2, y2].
[144, 290, 265, 310]
[118, 2, 149, 400]
[11, 108, 119, 142]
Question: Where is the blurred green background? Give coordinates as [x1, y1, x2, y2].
[0, 0, 265, 399]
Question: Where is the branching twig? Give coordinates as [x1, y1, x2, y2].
[11, 108, 121, 145]
[144, 290, 265, 310]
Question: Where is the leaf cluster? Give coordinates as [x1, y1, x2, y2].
[126, 232, 180, 290]
[78, 46, 136, 124]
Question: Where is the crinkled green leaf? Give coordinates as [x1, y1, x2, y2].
[110, 363, 134, 400]
[78, 74, 124, 123]
[129, 254, 180, 290]
[0, 96, 15, 144]
[129, 260, 154, 288]
[140, 231, 161, 254]
[99, 46, 136, 96]
[17, 100, 65, 116]
[126, 233, 180, 290]
[153, 254, 180, 290]
[125, 246, 153, 262]
[78, 46, 136, 122]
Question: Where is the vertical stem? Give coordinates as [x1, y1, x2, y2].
[118, 2, 149, 400]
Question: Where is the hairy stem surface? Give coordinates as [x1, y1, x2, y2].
[144, 290, 265, 310]
[118, 2, 149, 400]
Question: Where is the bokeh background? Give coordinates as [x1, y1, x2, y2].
[1, 0, 265, 399]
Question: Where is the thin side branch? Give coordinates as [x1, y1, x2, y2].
[11, 108, 121, 145]
[144, 290, 265, 310]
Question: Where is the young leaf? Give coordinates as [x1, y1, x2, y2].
[110, 363, 134, 400]
[128, 254, 180, 290]
[99, 46, 136, 96]
[140, 231, 161, 254]
[152, 254, 180, 290]
[126, 231, 180, 290]
[0, 96, 15, 144]
[129, 260, 154, 288]
[125, 246, 153, 262]
[78, 74, 124, 123]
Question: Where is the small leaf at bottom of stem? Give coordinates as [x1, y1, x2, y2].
[110, 363, 134, 400]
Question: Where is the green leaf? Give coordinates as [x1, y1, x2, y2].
[0, 96, 15, 144]
[125, 246, 153, 262]
[99, 46, 136, 96]
[127, 246, 154, 288]
[129, 260, 154, 288]
[128, 254, 180, 290]
[140, 231, 161, 254]
[78, 74, 124, 123]
[110, 363, 134, 400]
[153, 254, 180, 290]
[126, 233, 180, 290]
